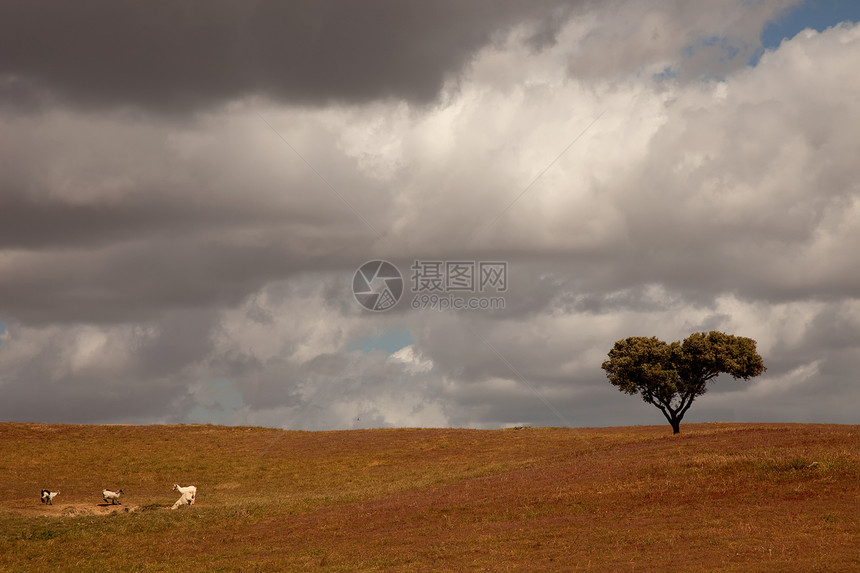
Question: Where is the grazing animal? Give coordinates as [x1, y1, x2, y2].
[171, 484, 197, 509]
[102, 489, 124, 505]
[41, 490, 60, 505]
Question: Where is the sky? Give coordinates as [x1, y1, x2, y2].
[1, 0, 859, 430]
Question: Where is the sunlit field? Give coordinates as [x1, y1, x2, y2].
[1, 423, 857, 571]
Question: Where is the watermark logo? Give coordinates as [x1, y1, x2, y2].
[352, 260, 404, 311]
[353, 260, 507, 312]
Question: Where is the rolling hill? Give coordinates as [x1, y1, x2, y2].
[1, 422, 857, 571]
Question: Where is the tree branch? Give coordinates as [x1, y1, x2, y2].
[655, 404, 673, 425]
[678, 394, 696, 419]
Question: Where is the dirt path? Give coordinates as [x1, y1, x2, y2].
[5, 501, 144, 517]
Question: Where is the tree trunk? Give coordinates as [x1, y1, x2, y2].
[656, 404, 684, 434]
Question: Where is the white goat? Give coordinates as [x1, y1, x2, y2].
[102, 489, 124, 505]
[41, 490, 60, 505]
[171, 484, 197, 509]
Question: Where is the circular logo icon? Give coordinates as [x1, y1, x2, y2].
[352, 260, 404, 311]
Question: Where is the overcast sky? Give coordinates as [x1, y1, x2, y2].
[1, 0, 859, 430]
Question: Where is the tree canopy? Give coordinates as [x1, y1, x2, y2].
[601, 331, 765, 433]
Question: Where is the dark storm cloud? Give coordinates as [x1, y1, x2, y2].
[0, 190, 281, 249]
[0, 236, 324, 325]
[0, 309, 220, 424]
[0, 106, 386, 325]
[0, 0, 574, 112]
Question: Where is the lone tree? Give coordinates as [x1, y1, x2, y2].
[601, 331, 765, 434]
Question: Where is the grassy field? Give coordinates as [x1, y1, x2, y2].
[0, 422, 857, 572]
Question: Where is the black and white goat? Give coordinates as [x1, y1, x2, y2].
[171, 484, 197, 509]
[40, 490, 59, 505]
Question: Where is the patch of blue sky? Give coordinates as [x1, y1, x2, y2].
[682, 35, 742, 62]
[755, 0, 860, 63]
[187, 378, 244, 425]
[655, 35, 744, 83]
[348, 328, 413, 355]
[663, 1, 860, 80]
[659, 34, 745, 83]
[653, 65, 680, 81]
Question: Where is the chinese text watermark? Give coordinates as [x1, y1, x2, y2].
[353, 260, 507, 312]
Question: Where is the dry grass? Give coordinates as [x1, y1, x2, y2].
[0, 422, 857, 571]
